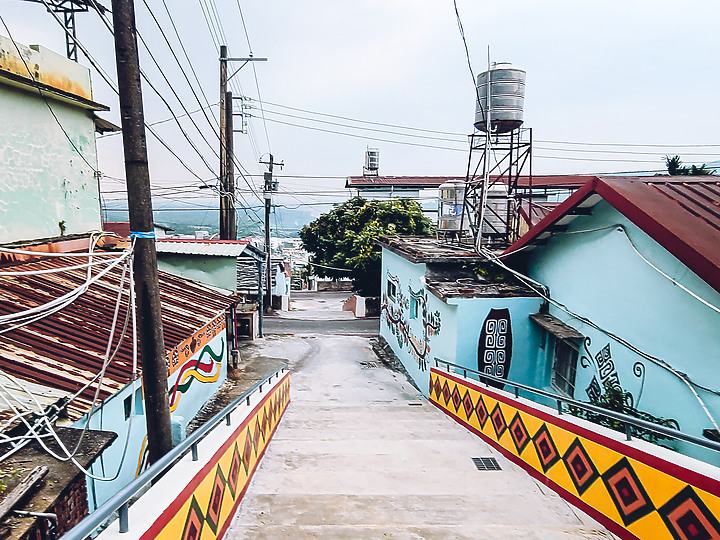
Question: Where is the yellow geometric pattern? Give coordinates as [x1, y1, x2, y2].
[140, 374, 290, 540]
[429, 369, 720, 540]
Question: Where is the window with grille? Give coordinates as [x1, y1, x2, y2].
[551, 339, 579, 396]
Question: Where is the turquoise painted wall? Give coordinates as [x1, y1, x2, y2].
[522, 200, 720, 463]
[157, 255, 236, 293]
[380, 248, 542, 396]
[81, 331, 228, 509]
[449, 296, 543, 385]
[0, 81, 101, 243]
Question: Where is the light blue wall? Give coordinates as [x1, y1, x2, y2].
[81, 331, 228, 509]
[523, 200, 720, 462]
[0, 68, 101, 243]
[157, 255, 236, 293]
[449, 296, 544, 385]
[380, 248, 542, 396]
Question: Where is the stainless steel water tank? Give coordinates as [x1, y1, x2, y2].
[438, 179, 467, 232]
[474, 63, 526, 133]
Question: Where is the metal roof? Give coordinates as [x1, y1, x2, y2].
[505, 176, 720, 294]
[156, 239, 250, 257]
[346, 176, 465, 188]
[347, 175, 594, 189]
[376, 236, 486, 264]
[0, 256, 233, 420]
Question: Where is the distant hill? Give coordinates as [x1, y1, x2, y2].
[102, 199, 332, 238]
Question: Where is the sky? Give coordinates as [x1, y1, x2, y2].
[2, 0, 720, 220]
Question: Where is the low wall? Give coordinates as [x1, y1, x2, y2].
[98, 373, 290, 540]
[429, 368, 720, 540]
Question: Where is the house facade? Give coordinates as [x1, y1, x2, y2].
[505, 176, 720, 462]
[0, 35, 236, 513]
[0, 35, 107, 244]
[378, 237, 542, 394]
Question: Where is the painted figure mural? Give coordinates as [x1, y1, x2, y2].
[381, 273, 441, 371]
[477, 308, 513, 388]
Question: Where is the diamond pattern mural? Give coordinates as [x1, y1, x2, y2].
[428, 369, 720, 540]
[142, 374, 292, 540]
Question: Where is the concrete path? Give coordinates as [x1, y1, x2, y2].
[226, 334, 614, 539]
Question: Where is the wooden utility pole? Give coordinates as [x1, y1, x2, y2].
[111, 0, 173, 463]
[260, 154, 281, 309]
[219, 46, 230, 240]
[224, 90, 236, 240]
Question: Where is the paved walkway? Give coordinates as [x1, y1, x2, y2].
[227, 333, 614, 539]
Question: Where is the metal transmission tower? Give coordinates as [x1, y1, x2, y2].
[24, 0, 107, 62]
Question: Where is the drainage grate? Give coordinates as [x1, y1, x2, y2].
[472, 457, 502, 471]
[359, 361, 378, 369]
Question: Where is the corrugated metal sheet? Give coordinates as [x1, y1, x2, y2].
[236, 258, 284, 293]
[156, 239, 249, 257]
[346, 175, 594, 189]
[647, 179, 720, 233]
[0, 256, 233, 420]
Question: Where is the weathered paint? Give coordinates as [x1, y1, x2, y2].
[519, 200, 720, 464]
[83, 330, 228, 509]
[0, 38, 101, 244]
[430, 368, 720, 540]
[0, 36, 92, 100]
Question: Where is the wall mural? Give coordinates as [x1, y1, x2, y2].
[579, 337, 645, 407]
[430, 369, 720, 540]
[381, 273, 441, 372]
[477, 308, 513, 388]
[169, 338, 225, 413]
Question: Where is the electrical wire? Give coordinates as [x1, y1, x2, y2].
[480, 247, 720, 431]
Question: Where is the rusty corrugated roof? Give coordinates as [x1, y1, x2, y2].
[0, 256, 233, 420]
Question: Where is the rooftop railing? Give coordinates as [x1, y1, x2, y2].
[434, 358, 720, 454]
[64, 367, 287, 540]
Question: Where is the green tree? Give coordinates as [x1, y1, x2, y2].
[299, 197, 433, 296]
[665, 155, 714, 176]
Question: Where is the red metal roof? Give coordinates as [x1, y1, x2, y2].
[505, 176, 720, 294]
[346, 175, 596, 189]
[0, 255, 233, 420]
[518, 201, 562, 228]
[346, 176, 465, 188]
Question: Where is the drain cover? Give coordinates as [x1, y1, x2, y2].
[472, 457, 502, 471]
[359, 361, 377, 369]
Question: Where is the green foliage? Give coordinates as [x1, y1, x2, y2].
[665, 155, 714, 176]
[569, 381, 679, 445]
[299, 197, 433, 296]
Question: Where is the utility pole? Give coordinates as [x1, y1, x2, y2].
[260, 154, 282, 310]
[111, 0, 173, 463]
[224, 90, 236, 240]
[219, 46, 229, 239]
[218, 48, 266, 240]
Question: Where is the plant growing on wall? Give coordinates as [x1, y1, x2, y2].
[299, 197, 433, 296]
[569, 380, 680, 446]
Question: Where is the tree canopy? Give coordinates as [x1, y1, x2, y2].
[299, 197, 433, 296]
[665, 155, 714, 176]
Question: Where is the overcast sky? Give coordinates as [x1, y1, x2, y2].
[3, 0, 720, 213]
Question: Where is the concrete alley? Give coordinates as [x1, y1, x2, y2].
[226, 293, 613, 539]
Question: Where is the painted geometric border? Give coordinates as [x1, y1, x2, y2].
[428, 369, 720, 540]
[141, 373, 291, 540]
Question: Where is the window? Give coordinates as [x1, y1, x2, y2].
[387, 280, 397, 300]
[410, 296, 419, 319]
[123, 396, 132, 420]
[551, 339, 579, 396]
